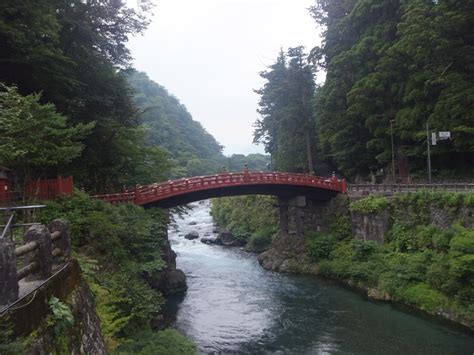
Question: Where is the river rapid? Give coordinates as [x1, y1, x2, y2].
[164, 200, 474, 354]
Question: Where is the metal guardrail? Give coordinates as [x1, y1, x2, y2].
[0, 205, 46, 241]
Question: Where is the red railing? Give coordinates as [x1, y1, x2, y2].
[0, 180, 12, 206]
[25, 176, 74, 201]
[1, 176, 74, 206]
[94, 172, 347, 205]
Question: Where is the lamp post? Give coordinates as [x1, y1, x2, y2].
[390, 120, 396, 183]
[426, 123, 432, 183]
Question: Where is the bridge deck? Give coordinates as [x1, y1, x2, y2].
[94, 171, 347, 207]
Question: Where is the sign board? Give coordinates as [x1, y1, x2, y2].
[431, 132, 437, 146]
[438, 131, 451, 140]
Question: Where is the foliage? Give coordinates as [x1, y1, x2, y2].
[351, 239, 377, 262]
[0, 322, 26, 355]
[0, 84, 93, 180]
[126, 70, 226, 178]
[253, 47, 317, 173]
[47, 297, 74, 335]
[310, 0, 474, 178]
[465, 193, 474, 207]
[394, 283, 450, 313]
[246, 226, 274, 253]
[0, 0, 157, 191]
[349, 196, 388, 214]
[40, 192, 169, 350]
[211, 195, 278, 250]
[329, 214, 352, 241]
[114, 329, 196, 355]
[226, 153, 271, 172]
[307, 193, 474, 326]
[306, 232, 335, 261]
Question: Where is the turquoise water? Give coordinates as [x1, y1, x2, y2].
[165, 201, 474, 354]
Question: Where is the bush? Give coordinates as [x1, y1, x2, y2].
[431, 229, 453, 252]
[0, 323, 26, 355]
[395, 283, 449, 312]
[388, 221, 419, 252]
[306, 232, 336, 261]
[40, 192, 169, 349]
[247, 226, 274, 252]
[465, 192, 474, 207]
[329, 214, 352, 241]
[350, 196, 388, 214]
[115, 329, 196, 354]
[210, 195, 277, 242]
[351, 240, 377, 262]
[319, 259, 353, 279]
[449, 227, 474, 254]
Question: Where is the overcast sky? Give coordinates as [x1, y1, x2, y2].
[127, 0, 321, 156]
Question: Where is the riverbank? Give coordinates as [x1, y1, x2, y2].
[32, 192, 195, 354]
[167, 200, 474, 353]
[212, 192, 474, 332]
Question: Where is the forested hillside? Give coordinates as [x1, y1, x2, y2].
[255, 0, 474, 181]
[126, 71, 226, 177]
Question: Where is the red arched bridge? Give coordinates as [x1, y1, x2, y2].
[94, 171, 347, 208]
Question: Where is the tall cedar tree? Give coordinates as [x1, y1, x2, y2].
[254, 48, 316, 173]
[310, 0, 474, 179]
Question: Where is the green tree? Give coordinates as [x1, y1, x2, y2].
[254, 48, 316, 173]
[0, 0, 156, 191]
[310, 0, 474, 179]
[0, 84, 93, 181]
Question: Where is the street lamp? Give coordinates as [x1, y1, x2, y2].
[390, 120, 396, 183]
[426, 123, 432, 183]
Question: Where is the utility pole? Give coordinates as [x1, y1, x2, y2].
[426, 123, 432, 183]
[390, 120, 396, 183]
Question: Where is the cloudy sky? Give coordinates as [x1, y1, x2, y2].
[127, 0, 321, 156]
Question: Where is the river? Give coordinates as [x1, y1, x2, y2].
[164, 200, 474, 354]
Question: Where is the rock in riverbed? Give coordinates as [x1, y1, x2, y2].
[184, 231, 199, 240]
[201, 236, 220, 245]
[218, 231, 246, 247]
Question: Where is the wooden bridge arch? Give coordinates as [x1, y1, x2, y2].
[94, 171, 347, 208]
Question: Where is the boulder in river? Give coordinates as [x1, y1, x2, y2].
[185, 231, 199, 240]
[217, 231, 246, 247]
[188, 221, 197, 225]
[150, 269, 187, 296]
[201, 236, 220, 245]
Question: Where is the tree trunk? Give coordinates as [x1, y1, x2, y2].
[305, 129, 314, 174]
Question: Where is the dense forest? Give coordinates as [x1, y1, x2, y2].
[0, 0, 269, 195]
[255, 0, 474, 181]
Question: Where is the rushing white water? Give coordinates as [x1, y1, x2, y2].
[165, 200, 474, 354]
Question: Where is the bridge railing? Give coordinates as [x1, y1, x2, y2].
[348, 183, 474, 195]
[92, 172, 347, 206]
[0, 219, 71, 307]
[134, 172, 346, 205]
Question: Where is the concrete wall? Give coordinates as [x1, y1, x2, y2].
[351, 211, 390, 244]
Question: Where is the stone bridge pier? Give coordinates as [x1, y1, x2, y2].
[277, 196, 307, 237]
